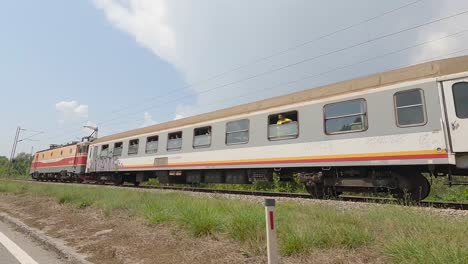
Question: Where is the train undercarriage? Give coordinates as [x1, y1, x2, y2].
[31, 165, 461, 202]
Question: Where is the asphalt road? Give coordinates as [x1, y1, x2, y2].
[0, 220, 65, 264]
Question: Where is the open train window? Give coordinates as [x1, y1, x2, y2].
[167, 132, 182, 151]
[452, 82, 468, 119]
[193, 126, 211, 148]
[268, 111, 298, 140]
[324, 99, 367, 134]
[101, 144, 109, 157]
[146, 136, 159, 154]
[226, 119, 249, 145]
[128, 139, 139, 155]
[113, 142, 123, 157]
[394, 89, 426, 127]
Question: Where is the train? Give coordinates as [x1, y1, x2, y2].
[30, 55, 468, 201]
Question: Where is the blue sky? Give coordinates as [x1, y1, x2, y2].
[1, 0, 468, 157]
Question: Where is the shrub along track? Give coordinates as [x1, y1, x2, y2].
[15, 179, 468, 210]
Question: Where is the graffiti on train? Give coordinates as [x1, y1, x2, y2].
[89, 155, 123, 172]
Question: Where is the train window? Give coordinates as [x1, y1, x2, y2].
[226, 119, 249, 145]
[101, 144, 109, 157]
[394, 89, 427, 127]
[167, 132, 182, 151]
[42, 154, 44, 159]
[193, 126, 211, 148]
[268, 111, 299, 140]
[452, 82, 468, 119]
[79, 145, 89, 154]
[324, 99, 367, 134]
[69, 148, 72, 154]
[51, 152, 53, 157]
[60, 150, 63, 156]
[128, 139, 139, 155]
[146, 136, 159, 154]
[113, 142, 123, 157]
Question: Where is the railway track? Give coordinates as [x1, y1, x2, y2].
[9, 178, 468, 210]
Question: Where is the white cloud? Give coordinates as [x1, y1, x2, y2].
[142, 111, 157, 127]
[55, 100, 89, 123]
[93, 0, 178, 66]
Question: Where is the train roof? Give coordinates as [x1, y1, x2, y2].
[35, 141, 86, 154]
[93, 55, 468, 144]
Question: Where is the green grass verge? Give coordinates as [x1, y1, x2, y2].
[0, 180, 467, 263]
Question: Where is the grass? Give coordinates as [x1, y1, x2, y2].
[0, 180, 467, 263]
[425, 176, 468, 202]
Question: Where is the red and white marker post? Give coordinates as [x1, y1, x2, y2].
[265, 199, 278, 264]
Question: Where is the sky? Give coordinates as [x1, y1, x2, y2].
[1, 0, 468, 157]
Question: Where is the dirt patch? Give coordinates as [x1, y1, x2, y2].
[0, 193, 381, 263]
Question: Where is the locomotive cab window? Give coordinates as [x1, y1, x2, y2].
[146, 136, 159, 154]
[128, 139, 139, 155]
[167, 132, 182, 151]
[193, 126, 211, 148]
[324, 99, 367, 134]
[268, 111, 298, 140]
[394, 89, 427, 127]
[226, 119, 249, 145]
[101, 144, 109, 157]
[453, 82, 468, 119]
[79, 145, 89, 154]
[113, 142, 123, 157]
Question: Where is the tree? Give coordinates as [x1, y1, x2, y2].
[0, 156, 9, 176]
[10, 152, 32, 176]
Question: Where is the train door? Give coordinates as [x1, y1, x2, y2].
[443, 79, 468, 152]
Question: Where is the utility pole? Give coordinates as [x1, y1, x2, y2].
[7, 127, 43, 178]
[7, 126, 23, 177]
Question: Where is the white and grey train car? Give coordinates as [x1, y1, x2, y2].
[86, 56, 468, 200]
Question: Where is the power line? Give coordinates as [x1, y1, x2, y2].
[96, 0, 425, 121]
[42, 3, 466, 141]
[97, 9, 468, 126]
[39, 1, 427, 141]
[98, 29, 468, 134]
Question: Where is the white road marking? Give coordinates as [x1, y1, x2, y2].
[0, 231, 38, 264]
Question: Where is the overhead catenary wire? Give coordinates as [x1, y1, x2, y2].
[50, 26, 468, 141]
[42, 4, 468, 142]
[97, 0, 425, 119]
[40, 1, 428, 141]
[96, 29, 468, 135]
[96, 8, 468, 127]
